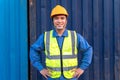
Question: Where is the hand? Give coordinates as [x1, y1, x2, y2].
[72, 68, 84, 78]
[40, 69, 51, 79]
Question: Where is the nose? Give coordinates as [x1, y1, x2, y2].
[57, 18, 62, 23]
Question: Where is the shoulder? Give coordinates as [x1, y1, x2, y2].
[36, 33, 44, 41]
[67, 29, 77, 34]
[44, 30, 53, 33]
[68, 30, 83, 38]
[75, 32, 86, 41]
[76, 33, 83, 38]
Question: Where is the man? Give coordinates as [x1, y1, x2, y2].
[30, 5, 93, 80]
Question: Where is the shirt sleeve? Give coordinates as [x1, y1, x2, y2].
[30, 33, 45, 71]
[77, 33, 93, 70]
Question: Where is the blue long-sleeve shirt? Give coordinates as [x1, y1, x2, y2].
[30, 29, 93, 71]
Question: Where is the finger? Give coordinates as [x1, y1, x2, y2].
[46, 72, 51, 77]
[73, 72, 77, 78]
[76, 74, 81, 78]
[71, 68, 77, 72]
[43, 74, 48, 79]
[46, 70, 52, 76]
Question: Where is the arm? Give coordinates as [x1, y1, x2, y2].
[30, 33, 51, 79]
[73, 33, 93, 78]
[30, 33, 45, 71]
[77, 33, 93, 70]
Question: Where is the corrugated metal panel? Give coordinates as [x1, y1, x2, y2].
[0, 0, 28, 80]
[114, 0, 120, 80]
[29, 0, 120, 80]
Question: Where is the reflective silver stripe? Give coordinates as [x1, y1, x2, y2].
[46, 55, 60, 59]
[46, 55, 77, 59]
[47, 66, 77, 71]
[70, 31, 75, 56]
[46, 31, 50, 56]
[45, 30, 77, 59]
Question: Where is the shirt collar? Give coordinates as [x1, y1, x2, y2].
[53, 29, 68, 37]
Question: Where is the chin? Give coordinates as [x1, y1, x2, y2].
[56, 27, 64, 30]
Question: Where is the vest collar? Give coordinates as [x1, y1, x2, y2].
[53, 29, 68, 37]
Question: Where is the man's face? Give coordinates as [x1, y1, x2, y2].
[53, 15, 67, 30]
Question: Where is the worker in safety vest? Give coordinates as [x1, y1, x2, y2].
[30, 5, 93, 80]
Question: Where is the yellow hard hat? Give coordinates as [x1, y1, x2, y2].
[50, 5, 68, 18]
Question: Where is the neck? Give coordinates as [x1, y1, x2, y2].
[56, 29, 65, 36]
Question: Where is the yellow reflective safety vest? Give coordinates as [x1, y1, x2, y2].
[44, 30, 78, 79]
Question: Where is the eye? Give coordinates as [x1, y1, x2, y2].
[54, 17, 58, 20]
[61, 17, 65, 20]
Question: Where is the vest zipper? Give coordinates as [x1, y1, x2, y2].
[60, 49, 63, 75]
[57, 37, 64, 75]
